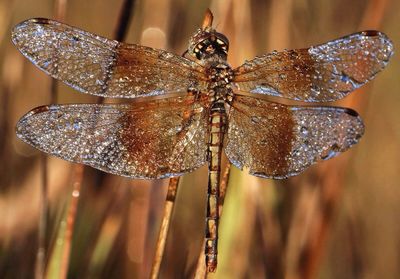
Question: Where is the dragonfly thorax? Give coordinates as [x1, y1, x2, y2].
[205, 61, 234, 103]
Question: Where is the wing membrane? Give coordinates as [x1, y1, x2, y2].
[17, 96, 210, 178]
[225, 95, 364, 178]
[233, 31, 393, 102]
[12, 18, 206, 98]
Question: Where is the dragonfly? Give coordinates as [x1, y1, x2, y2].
[12, 9, 393, 273]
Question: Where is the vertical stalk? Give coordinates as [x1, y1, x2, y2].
[150, 177, 180, 279]
[35, 155, 47, 279]
[58, 166, 83, 279]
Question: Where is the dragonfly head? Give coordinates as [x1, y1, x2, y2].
[187, 9, 229, 61]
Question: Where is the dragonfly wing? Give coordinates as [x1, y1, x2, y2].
[17, 95, 209, 179]
[12, 18, 206, 98]
[225, 95, 364, 178]
[233, 31, 393, 102]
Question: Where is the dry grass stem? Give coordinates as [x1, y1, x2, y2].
[58, 165, 83, 279]
[34, 155, 48, 279]
[150, 177, 180, 279]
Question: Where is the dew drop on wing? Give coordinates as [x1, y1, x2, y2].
[300, 126, 309, 136]
[175, 125, 183, 133]
[251, 116, 261, 124]
[250, 84, 281, 97]
[259, 139, 268, 146]
[310, 84, 321, 98]
[321, 143, 340, 160]
[54, 146, 62, 155]
[302, 142, 310, 152]
[48, 105, 58, 111]
[42, 59, 51, 68]
[340, 73, 350, 83]
[73, 118, 82, 130]
[158, 52, 174, 60]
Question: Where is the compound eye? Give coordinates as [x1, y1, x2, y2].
[216, 37, 229, 53]
[220, 44, 228, 53]
[194, 47, 200, 56]
[216, 38, 225, 45]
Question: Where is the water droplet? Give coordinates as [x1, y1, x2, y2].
[251, 116, 261, 124]
[49, 105, 58, 111]
[159, 52, 174, 59]
[260, 139, 268, 146]
[54, 146, 62, 154]
[279, 73, 287, 80]
[294, 149, 301, 156]
[341, 73, 350, 83]
[73, 118, 82, 130]
[300, 126, 309, 136]
[42, 59, 51, 68]
[72, 35, 80, 42]
[321, 144, 340, 160]
[311, 84, 320, 96]
[251, 85, 281, 97]
[33, 26, 45, 36]
[301, 143, 309, 152]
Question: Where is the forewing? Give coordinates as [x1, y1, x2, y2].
[233, 31, 393, 102]
[16, 96, 209, 179]
[12, 18, 206, 98]
[225, 95, 364, 178]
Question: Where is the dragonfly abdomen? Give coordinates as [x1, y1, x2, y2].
[205, 100, 227, 272]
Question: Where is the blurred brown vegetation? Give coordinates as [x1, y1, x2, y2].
[1, 0, 399, 278]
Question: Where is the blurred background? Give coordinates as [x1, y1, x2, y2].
[1, 0, 399, 278]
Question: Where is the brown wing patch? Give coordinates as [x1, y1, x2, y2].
[11, 18, 207, 98]
[233, 31, 393, 102]
[16, 95, 210, 179]
[225, 95, 364, 178]
[234, 49, 315, 99]
[226, 96, 295, 177]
